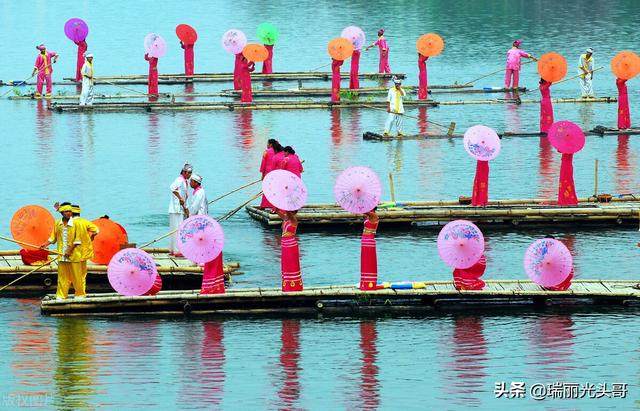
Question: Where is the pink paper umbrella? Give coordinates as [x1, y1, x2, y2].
[437, 220, 485, 269]
[221, 29, 247, 55]
[334, 166, 382, 213]
[547, 120, 585, 154]
[64, 18, 89, 42]
[341, 26, 366, 51]
[262, 170, 308, 211]
[176, 215, 224, 264]
[463, 125, 501, 161]
[144, 33, 167, 58]
[524, 238, 573, 287]
[107, 248, 158, 296]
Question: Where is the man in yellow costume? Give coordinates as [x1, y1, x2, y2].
[71, 204, 99, 296]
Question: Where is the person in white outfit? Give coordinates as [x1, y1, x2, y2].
[79, 53, 94, 106]
[169, 163, 192, 255]
[187, 173, 208, 217]
[384, 77, 406, 136]
[578, 48, 594, 98]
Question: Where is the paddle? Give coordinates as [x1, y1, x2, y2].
[361, 104, 456, 136]
[0, 74, 36, 98]
[463, 60, 535, 86]
[0, 256, 60, 292]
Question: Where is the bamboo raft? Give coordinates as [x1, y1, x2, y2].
[363, 127, 638, 141]
[218, 86, 527, 98]
[40, 280, 640, 316]
[437, 96, 617, 106]
[48, 98, 439, 112]
[0, 249, 241, 297]
[245, 196, 640, 227]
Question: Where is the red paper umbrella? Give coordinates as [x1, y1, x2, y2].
[548, 121, 585, 154]
[416, 33, 444, 57]
[242, 43, 269, 62]
[611, 50, 640, 80]
[91, 218, 128, 265]
[537, 52, 568, 83]
[176, 24, 198, 45]
[327, 38, 354, 60]
[11, 205, 55, 250]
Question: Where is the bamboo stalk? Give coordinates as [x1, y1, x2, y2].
[0, 235, 63, 255]
[594, 159, 599, 196]
[554, 66, 604, 86]
[463, 60, 534, 85]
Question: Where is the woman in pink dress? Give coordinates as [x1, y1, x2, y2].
[418, 53, 429, 100]
[271, 143, 285, 171]
[201, 252, 225, 294]
[331, 58, 344, 102]
[617, 78, 631, 129]
[277, 210, 303, 292]
[259, 139, 279, 209]
[74, 40, 88, 81]
[281, 146, 303, 177]
[504, 40, 536, 89]
[539, 78, 554, 133]
[233, 53, 243, 90]
[239, 56, 255, 103]
[365, 29, 390, 74]
[349, 48, 360, 89]
[452, 255, 486, 290]
[360, 208, 383, 290]
[262, 44, 274, 74]
[180, 41, 195, 76]
[144, 53, 159, 97]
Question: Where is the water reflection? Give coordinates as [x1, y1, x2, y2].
[53, 318, 96, 409]
[200, 321, 225, 407]
[578, 103, 595, 130]
[359, 321, 380, 410]
[35, 100, 54, 187]
[503, 91, 522, 132]
[538, 137, 556, 198]
[614, 135, 634, 195]
[440, 316, 487, 408]
[330, 108, 342, 145]
[277, 319, 301, 409]
[417, 106, 429, 134]
[184, 83, 195, 102]
[527, 315, 575, 380]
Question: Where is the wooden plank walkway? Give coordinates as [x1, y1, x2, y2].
[245, 196, 640, 227]
[0, 249, 241, 297]
[40, 280, 640, 316]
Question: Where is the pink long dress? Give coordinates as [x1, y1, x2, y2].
[375, 37, 390, 74]
[350, 50, 361, 89]
[331, 59, 344, 102]
[259, 147, 275, 208]
[240, 60, 255, 103]
[34, 51, 58, 95]
[282, 154, 303, 177]
[558, 153, 578, 205]
[539, 81, 554, 133]
[262, 44, 274, 74]
[452, 255, 486, 290]
[181, 42, 194, 76]
[144, 53, 159, 95]
[617, 78, 631, 129]
[471, 160, 489, 206]
[360, 219, 382, 290]
[75, 40, 87, 81]
[233, 53, 243, 90]
[202, 252, 225, 294]
[504, 48, 530, 88]
[281, 221, 303, 292]
[418, 54, 429, 100]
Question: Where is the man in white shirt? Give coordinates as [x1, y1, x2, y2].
[187, 173, 208, 217]
[578, 48, 594, 98]
[79, 53, 94, 106]
[169, 163, 192, 255]
[384, 77, 406, 137]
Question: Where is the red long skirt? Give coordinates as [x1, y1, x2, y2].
[202, 252, 225, 294]
[281, 236, 303, 292]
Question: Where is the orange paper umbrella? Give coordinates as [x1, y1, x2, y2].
[537, 52, 568, 83]
[10, 205, 55, 250]
[327, 37, 353, 61]
[416, 33, 444, 57]
[91, 218, 129, 265]
[611, 51, 640, 80]
[242, 43, 269, 62]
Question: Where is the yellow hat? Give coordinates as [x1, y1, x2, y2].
[71, 205, 81, 214]
[59, 205, 73, 213]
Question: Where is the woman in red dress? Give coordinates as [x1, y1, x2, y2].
[452, 255, 486, 290]
[144, 53, 159, 97]
[539, 78, 554, 133]
[277, 210, 303, 292]
[259, 139, 280, 209]
[239, 56, 255, 103]
[617, 78, 631, 130]
[331, 58, 344, 102]
[201, 252, 225, 294]
[281, 146, 304, 177]
[360, 208, 383, 290]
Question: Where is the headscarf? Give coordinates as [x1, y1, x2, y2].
[191, 173, 202, 184]
[513, 39, 522, 47]
[59, 205, 73, 213]
[36, 44, 46, 51]
[377, 29, 384, 37]
[182, 163, 193, 173]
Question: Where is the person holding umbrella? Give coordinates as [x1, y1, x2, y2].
[169, 163, 192, 255]
[79, 53, 95, 106]
[239, 55, 255, 103]
[360, 208, 383, 290]
[384, 76, 406, 137]
[578, 48, 595, 98]
[74, 39, 88, 81]
[32, 44, 58, 97]
[276, 209, 303, 292]
[365, 29, 390, 74]
[144, 52, 159, 98]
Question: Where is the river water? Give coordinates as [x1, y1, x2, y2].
[1, 0, 639, 409]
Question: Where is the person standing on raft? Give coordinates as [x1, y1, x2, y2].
[384, 77, 405, 137]
[280, 146, 303, 177]
[578, 48, 595, 98]
[32, 44, 58, 98]
[360, 208, 383, 290]
[169, 163, 192, 255]
[616, 78, 631, 130]
[180, 40, 195, 77]
[70, 204, 99, 296]
[239, 55, 255, 103]
[539, 78, 554, 133]
[144, 52, 159, 98]
[365, 29, 390, 74]
[331, 58, 344, 102]
[276, 209, 303, 292]
[79, 53, 94, 106]
[74, 39, 87, 81]
[504, 39, 536, 90]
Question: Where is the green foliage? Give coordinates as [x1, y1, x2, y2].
[339, 90, 360, 100]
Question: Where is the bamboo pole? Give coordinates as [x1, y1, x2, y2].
[1, 74, 35, 97]
[220, 191, 263, 221]
[594, 159, 599, 196]
[388, 173, 396, 205]
[0, 235, 63, 255]
[0, 256, 59, 292]
[554, 66, 604, 86]
[463, 60, 534, 86]
[207, 178, 260, 205]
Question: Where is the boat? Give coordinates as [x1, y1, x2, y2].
[245, 195, 640, 228]
[40, 280, 640, 316]
[0, 248, 241, 297]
